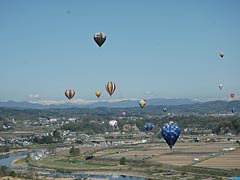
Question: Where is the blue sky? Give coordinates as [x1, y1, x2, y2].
[0, 1, 240, 104]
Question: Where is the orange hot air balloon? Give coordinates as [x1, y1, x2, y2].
[95, 90, 101, 98]
[230, 93, 235, 98]
[124, 124, 130, 130]
[65, 89, 75, 100]
[210, 114, 215, 118]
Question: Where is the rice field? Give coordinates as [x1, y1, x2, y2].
[96, 141, 240, 168]
[193, 146, 240, 169]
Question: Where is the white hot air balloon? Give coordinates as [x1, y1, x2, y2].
[109, 120, 118, 129]
[218, 84, 223, 90]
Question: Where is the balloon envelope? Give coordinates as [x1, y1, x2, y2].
[231, 107, 235, 113]
[95, 90, 101, 98]
[163, 107, 167, 112]
[109, 120, 118, 129]
[106, 81, 116, 96]
[161, 121, 180, 149]
[94, 32, 106, 47]
[124, 123, 130, 129]
[219, 52, 224, 58]
[210, 114, 215, 118]
[144, 122, 153, 131]
[218, 84, 223, 90]
[230, 93, 235, 98]
[65, 89, 75, 100]
[139, 99, 146, 108]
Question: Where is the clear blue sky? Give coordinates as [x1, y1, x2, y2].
[0, 0, 240, 104]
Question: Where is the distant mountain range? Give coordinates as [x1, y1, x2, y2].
[0, 98, 198, 109]
[0, 99, 240, 114]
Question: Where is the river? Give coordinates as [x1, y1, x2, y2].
[0, 151, 28, 167]
[0, 151, 149, 180]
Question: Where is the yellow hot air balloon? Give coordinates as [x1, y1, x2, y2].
[139, 99, 146, 108]
[95, 90, 101, 98]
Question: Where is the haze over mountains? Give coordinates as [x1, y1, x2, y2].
[0, 98, 240, 116]
[0, 98, 197, 109]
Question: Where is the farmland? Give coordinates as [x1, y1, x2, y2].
[17, 137, 240, 180]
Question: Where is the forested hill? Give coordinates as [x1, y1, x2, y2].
[145, 100, 240, 115]
[0, 100, 239, 118]
[1, 101, 240, 135]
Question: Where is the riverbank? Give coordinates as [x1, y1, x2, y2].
[0, 149, 28, 156]
[0, 176, 109, 180]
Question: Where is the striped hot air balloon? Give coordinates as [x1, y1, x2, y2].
[65, 89, 75, 100]
[105, 81, 116, 96]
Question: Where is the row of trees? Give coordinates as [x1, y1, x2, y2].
[0, 146, 9, 153]
[32, 130, 61, 144]
[61, 115, 240, 135]
[213, 117, 240, 135]
[69, 145, 80, 156]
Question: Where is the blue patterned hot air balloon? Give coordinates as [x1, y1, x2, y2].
[144, 122, 153, 131]
[161, 121, 180, 150]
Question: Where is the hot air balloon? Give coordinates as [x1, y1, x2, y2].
[105, 81, 116, 96]
[144, 122, 153, 131]
[163, 107, 167, 112]
[122, 112, 126, 117]
[209, 114, 215, 118]
[231, 107, 235, 113]
[109, 120, 118, 129]
[95, 90, 101, 98]
[161, 121, 180, 150]
[124, 123, 130, 130]
[230, 93, 235, 98]
[94, 32, 106, 47]
[219, 52, 224, 58]
[218, 84, 223, 90]
[139, 99, 146, 108]
[65, 89, 75, 100]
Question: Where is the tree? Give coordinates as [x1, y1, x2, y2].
[0, 166, 8, 176]
[53, 129, 61, 142]
[69, 145, 80, 156]
[9, 170, 16, 177]
[119, 157, 126, 165]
